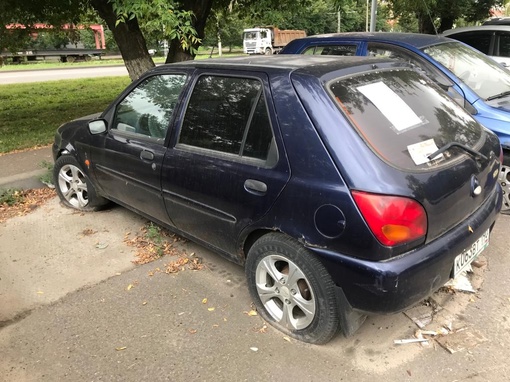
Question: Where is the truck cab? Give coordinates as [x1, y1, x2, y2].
[243, 28, 273, 55]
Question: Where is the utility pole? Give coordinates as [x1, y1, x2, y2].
[370, 0, 377, 32]
[366, 0, 369, 31]
[338, 8, 341, 33]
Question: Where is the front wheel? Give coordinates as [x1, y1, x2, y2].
[53, 155, 109, 211]
[245, 233, 340, 344]
[499, 153, 510, 214]
[264, 47, 272, 55]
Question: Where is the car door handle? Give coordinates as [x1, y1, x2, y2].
[244, 179, 267, 196]
[140, 150, 154, 161]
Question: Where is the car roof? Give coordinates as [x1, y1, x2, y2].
[443, 25, 510, 35]
[150, 54, 408, 76]
[483, 17, 510, 25]
[289, 32, 452, 49]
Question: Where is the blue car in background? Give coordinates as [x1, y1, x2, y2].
[281, 32, 510, 213]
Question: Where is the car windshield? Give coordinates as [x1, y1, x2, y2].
[423, 41, 510, 100]
[328, 68, 484, 170]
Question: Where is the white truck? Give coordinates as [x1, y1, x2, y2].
[243, 27, 307, 55]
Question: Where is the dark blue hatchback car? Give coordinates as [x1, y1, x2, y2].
[281, 32, 510, 213]
[53, 55, 502, 344]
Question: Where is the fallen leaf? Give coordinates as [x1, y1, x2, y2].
[208, 307, 215, 311]
[202, 298, 208, 304]
[188, 329, 197, 334]
[245, 310, 258, 316]
[126, 284, 134, 291]
[95, 242, 109, 249]
[142, 301, 147, 305]
[283, 336, 291, 343]
[36, 291, 44, 295]
[115, 347, 127, 351]
[250, 347, 258, 352]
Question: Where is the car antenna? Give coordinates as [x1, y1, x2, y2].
[421, 0, 440, 36]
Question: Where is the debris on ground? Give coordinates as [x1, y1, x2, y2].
[443, 269, 476, 293]
[0, 188, 55, 223]
[124, 222, 204, 274]
[398, 257, 489, 353]
[435, 327, 488, 354]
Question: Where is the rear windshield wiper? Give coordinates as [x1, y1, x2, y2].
[427, 142, 487, 161]
[486, 90, 510, 101]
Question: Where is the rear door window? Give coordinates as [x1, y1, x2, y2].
[496, 32, 510, 57]
[448, 31, 493, 55]
[178, 75, 276, 166]
[328, 69, 483, 170]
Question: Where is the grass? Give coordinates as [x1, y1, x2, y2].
[0, 49, 245, 153]
[0, 76, 130, 153]
[0, 188, 24, 206]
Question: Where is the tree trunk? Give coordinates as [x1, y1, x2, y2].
[165, 0, 214, 63]
[89, 0, 154, 81]
[439, 17, 455, 33]
[417, 12, 437, 34]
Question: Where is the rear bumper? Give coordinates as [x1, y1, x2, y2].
[310, 184, 502, 314]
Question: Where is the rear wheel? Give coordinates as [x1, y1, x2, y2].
[53, 155, 109, 211]
[499, 153, 510, 214]
[264, 47, 272, 55]
[245, 233, 340, 344]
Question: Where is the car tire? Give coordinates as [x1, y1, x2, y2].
[264, 47, 272, 55]
[245, 233, 340, 344]
[499, 152, 510, 214]
[53, 155, 109, 211]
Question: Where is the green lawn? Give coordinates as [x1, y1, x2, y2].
[0, 49, 245, 71]
[0, 76, 130, 153]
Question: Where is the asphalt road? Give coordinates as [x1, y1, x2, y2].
[0, 195, 509, 381]
[0, 65, 129, 84]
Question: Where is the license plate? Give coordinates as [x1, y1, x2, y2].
[453, 229, 490, 278]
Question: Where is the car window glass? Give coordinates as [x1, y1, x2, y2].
[423, 41, 510, 100]
[497, 33, 510, 57]
[112, 74, 186, 140]
[450, 32, 492, 54]
[328, 69, 483, 171]
[179, 75, 275, 163]
[303, 45, 357, 56]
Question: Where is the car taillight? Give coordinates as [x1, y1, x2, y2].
[352, 191, 427, 247]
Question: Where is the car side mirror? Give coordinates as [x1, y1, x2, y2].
[432, 75, 454, 91]
[88, 119, 107, 135]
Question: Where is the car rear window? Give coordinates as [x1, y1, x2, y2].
[328, 68, 484, 170]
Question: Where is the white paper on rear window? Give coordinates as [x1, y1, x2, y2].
[357, 81, 423, 132]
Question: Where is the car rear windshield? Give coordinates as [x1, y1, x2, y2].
[328, 68, 484, 171]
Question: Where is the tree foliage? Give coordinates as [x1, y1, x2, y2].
[110, 0, 201, 54]
[388, 0, 503, 33]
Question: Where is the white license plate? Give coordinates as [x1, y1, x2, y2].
[453, 229, 490, 278]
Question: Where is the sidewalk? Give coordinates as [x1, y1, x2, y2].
[0, 146, 53, 190]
